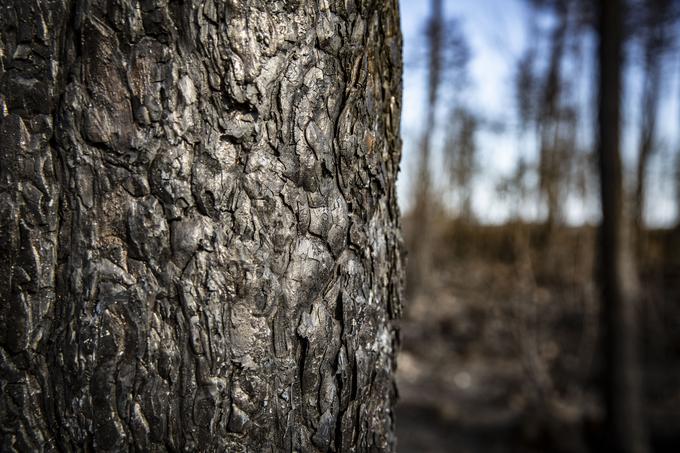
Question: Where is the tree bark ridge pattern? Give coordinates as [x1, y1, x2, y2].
[0, 0, 403, 451]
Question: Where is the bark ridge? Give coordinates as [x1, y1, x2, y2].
[0, 0, 403, 451]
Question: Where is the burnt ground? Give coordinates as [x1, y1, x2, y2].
[395, 221, 680, 453]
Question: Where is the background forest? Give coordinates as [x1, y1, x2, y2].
[396, 0, 680, 452]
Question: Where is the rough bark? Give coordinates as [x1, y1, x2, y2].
[0, 0, 403, 451]
[596, 1, 648, 452]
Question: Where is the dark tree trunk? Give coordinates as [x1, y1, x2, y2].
[596, 1, 648, 452]
[0, 1, 403, 451]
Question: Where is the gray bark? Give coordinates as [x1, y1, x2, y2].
[0, 0, 403, 451]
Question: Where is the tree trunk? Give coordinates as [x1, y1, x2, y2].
[538, 4, 567, 231]
[633, 31, 663, 265]
[406, 0, 442, 298]
[596, 1, 648, 452]
[0, 1, 403, 451]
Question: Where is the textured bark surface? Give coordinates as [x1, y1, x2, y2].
[0, 0, 403, 451]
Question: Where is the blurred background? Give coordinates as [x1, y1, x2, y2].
[394, 0, 680, 452]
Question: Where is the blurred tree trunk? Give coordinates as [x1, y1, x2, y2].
[676, 51, 680, 228]
[446, 107, 477, 223]
[632, 56, 660, 261]
[677, 143, 680, 227]
[0, 1, 403, 451]
[539, 4, 568, 231]
[596, 1, 648, 452]
[407, 0, 443, 297]
[633, 0, 669, 263]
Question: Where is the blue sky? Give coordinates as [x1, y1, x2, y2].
[397, 0, 679, 226]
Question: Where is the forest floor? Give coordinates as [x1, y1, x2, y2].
[395, 220, 680, 453]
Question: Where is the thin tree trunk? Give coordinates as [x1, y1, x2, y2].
[633, 39, 662, 265]
[406, 0, 442, 298]
[539, 6, 567, 231]
[596, 1, 648, 452]
[0, 1, 404, 451]
[676, 53, 680, 228]
[677, 147, 680, 227]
